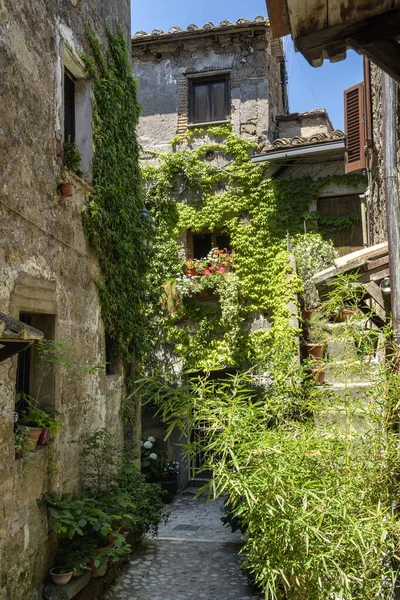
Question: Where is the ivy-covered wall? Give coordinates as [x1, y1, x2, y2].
[143, 126, 366, 373]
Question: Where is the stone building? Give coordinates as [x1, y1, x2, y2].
[0, 1, 130, 598]
[132, 17, 366, 486]
[132, 16, 288, 152]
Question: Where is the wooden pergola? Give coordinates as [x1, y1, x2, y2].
[266, 0, 400, 83]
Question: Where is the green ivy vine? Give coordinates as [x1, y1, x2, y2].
[81, 28, 151, 365]
[144, 127, 365, 371]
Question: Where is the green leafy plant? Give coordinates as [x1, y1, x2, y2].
[305, 311, 330, 345]
[81, 27, 150, 367]
[141, 435, 167, 482]
[292, 233, 337, 310]
[63, 137, 82, 173]
[14, 426, 31, 469]
[322, 271, 365, 316]
[18, 404, 64, 437]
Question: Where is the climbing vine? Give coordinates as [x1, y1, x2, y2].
[144, 127, 365, 371]
[81, 28, 151, 365]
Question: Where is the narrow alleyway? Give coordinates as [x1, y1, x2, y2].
[104, 490, 262, 600]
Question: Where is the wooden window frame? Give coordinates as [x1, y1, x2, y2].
[188, 75, 230, 125]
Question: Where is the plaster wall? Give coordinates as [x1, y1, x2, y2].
[277, 110, 334, 140]
[132, 26, 286, 153]
[0, 1, 129, 598]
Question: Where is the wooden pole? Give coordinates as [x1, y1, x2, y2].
[382, 72, 400, 348]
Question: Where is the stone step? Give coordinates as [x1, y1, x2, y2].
[314, 383, 373, 434]
[323, 359, 378, 385]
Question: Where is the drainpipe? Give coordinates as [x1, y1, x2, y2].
[382, 72, 400, 348]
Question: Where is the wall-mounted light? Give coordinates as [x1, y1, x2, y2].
[380, 276, 391, 295]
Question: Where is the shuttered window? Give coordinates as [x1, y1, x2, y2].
[189, 75, 230, 124]
[344, 82, 366, 173]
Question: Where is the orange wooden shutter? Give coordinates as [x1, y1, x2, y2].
[344, 82, 366, 173]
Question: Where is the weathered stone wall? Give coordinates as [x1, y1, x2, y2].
[0, 1, 130, 598]
[277, 109, 334, 140]
[132, 22, 286, 153]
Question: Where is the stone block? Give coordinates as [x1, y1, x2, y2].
[44, 572, 91, 600]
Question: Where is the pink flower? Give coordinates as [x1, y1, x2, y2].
[203, 269, 211, 276]
[218, 267, 225, 274]
[209, 266, 216, 272]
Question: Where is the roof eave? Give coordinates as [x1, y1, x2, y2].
[251, 138, 345, 163]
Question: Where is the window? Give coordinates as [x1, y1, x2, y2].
[16, 313, 56, 409]
[62, 48, 93, 178]
[187, 230, 231, 259]
[189, 75, 230, 124]
[64, 68, 76, 143]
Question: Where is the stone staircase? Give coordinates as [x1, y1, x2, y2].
[316, 320, 384, 434]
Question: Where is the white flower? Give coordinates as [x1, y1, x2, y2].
[149, 453, 157, 460]
[147, 436, 155, 443]
[144, 441, 153, 449]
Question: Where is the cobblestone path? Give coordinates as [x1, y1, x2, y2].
[104, 491, 262, 600]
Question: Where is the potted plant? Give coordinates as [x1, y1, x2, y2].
[18, 404, 63, 449]
[58, 137, 82, 196]
[14, 426, 31, 468]
[49, 566, 74, 585]
[291, 234, 337, 317]
[322, 273, 364, 322]
[304, 312, 330, 360]
[160, 460, 179, 503]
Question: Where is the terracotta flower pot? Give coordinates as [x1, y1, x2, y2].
[88, 541, 113, 578]
[305, 342, 324, 361]
[304, 309, 317, 320]
[185, 268, 199, 276]
[37, 428, 50, 445]
[58, 182, 73, 197]
[26, 427, 43, 450]
[49, 567, 74, 585]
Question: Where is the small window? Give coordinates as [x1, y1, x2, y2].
[188, 230, 231, 259]
[16, 313, 56, 410]
[64, 68, 76, 143]
[189, 75, 230, 124]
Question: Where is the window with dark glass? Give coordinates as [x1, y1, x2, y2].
[189, 75, 230, 124]
[188, 230, 232, 259]
[64, 68, 76, 142]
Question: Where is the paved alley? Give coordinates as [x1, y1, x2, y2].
[103, 491, 262, 600]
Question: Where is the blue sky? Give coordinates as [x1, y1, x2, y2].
[131, 0, 363, 130]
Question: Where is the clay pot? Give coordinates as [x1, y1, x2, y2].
[26, 427, 43, 450]
[49, 567, 74, 585]
[185, 268, 199, 276]
[304, 309, 317, 321]
[88, 541, 113, 578]
[37, 428, 50, 445]
[304, 342, 324, 361]
[58, 182, 73, 197]
[330, 309, 356, 323]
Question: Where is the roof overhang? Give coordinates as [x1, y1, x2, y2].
[251, 138, 345, 164]
[265, 0, 400, 84]
[0, 312, 43, 363]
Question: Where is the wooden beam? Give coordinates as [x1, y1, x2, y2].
[265, 0, 291, 37]
[353, 39, 400, 85]
[294, 6, 400, 66]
